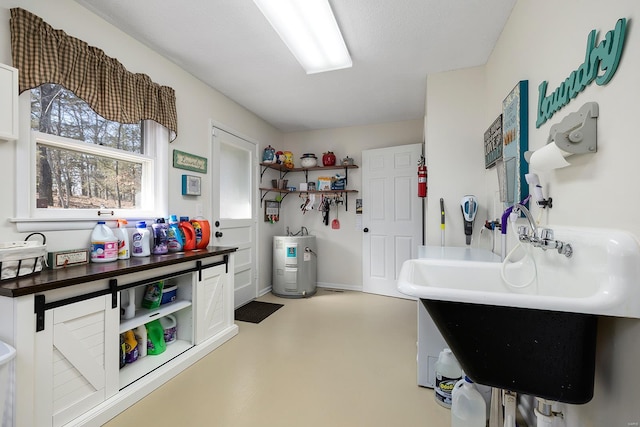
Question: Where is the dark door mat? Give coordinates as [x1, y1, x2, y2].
[235, 301, 283, 324]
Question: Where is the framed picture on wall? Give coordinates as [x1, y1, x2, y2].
[501, 80, 529, 207]
[181, 174, 201, 196]
[484, 114, 502, 169]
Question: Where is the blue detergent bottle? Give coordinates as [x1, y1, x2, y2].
[167, 215, 184, 252]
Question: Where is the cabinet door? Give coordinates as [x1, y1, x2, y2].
[35, 295, 119, 427]
[0, 63, 18, 141]
[195, 264, 229, 344]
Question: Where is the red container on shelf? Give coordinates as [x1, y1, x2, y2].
[322, 151, 336, 166]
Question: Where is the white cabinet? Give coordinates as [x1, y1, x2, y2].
[34, 295, 119, 427]
[0, 251, 238, 427]
[195, 263, 229, 344]
[0, 63, 18, 141]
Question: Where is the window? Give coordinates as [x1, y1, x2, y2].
[15, 84, 168, 226]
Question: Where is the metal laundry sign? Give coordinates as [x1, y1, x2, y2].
[536, 17, 627, 128]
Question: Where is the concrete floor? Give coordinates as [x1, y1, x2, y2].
[104, 289, 451, 427]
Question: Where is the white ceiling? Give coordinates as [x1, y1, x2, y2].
[76, 0, 517, 133]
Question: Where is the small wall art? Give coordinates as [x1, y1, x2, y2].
[181, 174, 201, 196]
[484, 114, 502, 169]
[501, 80, 529, 207]
[173, 149, 208, 173]
[264, 200, 280, 223]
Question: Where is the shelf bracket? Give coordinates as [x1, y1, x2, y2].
[260, 165, 269, 182]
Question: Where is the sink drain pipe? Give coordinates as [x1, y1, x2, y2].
[534, 397, 563, 427]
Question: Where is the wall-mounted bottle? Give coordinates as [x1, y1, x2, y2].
[131, 221, 151, 257]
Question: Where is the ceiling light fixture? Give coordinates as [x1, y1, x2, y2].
[253, 0, 352, 74]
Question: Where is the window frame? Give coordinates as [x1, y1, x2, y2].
[13, 92, 168, 232]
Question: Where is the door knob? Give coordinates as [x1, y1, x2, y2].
[363, 228, 369, 233]
[215, 231, 223, 238]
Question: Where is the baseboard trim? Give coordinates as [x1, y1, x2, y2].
[317, 282, 362, 292]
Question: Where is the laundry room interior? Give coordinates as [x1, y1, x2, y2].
[0, 1, 640, 426]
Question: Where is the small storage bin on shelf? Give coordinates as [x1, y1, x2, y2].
[0, 233, 46, 281]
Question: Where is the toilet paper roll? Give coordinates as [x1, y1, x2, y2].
[529, 143, 572, 171]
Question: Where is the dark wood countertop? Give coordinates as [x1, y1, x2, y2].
[0, 246, 237, 298]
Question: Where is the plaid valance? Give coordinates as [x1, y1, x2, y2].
[10, 8, 178, 141]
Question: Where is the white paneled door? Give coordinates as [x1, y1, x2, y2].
[211, 127, 257, 308]
[362, 143, 423, 299]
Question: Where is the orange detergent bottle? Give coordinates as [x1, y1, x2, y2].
[180, 220, 196, 250]
[191, 219, 210, 249]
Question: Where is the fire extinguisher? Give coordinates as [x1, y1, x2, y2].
[417, 155, 427, 198]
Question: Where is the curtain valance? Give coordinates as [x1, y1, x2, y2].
[10, 7, 178, 141]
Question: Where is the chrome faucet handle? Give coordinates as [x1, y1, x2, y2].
[539, 228, 554, 240]
[518, 225, 529, 236]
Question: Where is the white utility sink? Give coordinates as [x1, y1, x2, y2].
[398, 226, 640, 318]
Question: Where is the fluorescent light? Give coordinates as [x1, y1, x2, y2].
[253, 0, 352, 74]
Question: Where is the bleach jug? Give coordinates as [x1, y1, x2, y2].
[434, 348, 462, 408]
[131, 221, 151, 257]
[90, 221, 118, 263]
[451, 376, 486, 427]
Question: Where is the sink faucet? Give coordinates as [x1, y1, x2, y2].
[515, 203, 573, 257]
[513, 203, 538, 243]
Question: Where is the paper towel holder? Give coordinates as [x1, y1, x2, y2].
[525, 102, 599, 163]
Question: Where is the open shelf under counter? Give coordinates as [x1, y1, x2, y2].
[119, 299, 192, 333]
[119, 339, 193, 389]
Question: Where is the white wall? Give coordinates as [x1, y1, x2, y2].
[277, 119, 424, 289]
[425, 66, 496, 250]
[425, 0, 640, 425]
[0, 0, 283, 293]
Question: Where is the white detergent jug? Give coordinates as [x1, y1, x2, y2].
[90, 221, 118, 263]
[434, 348, 462, 408]
[451, 376, 486, 427]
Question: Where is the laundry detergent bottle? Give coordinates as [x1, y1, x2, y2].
[167, 215, 184, 252]
[180, 220, 196, 250]
[131, 221, 151, 257]
[191, 218, 210, 249]
[152, 218, 169, 255]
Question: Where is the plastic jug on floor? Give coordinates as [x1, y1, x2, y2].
[451, 376, 486, 427]
[435, 348, 462, 408]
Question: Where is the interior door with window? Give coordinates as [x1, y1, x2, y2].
[362, 143, 423, 299]
[211, 127, 257, 308]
